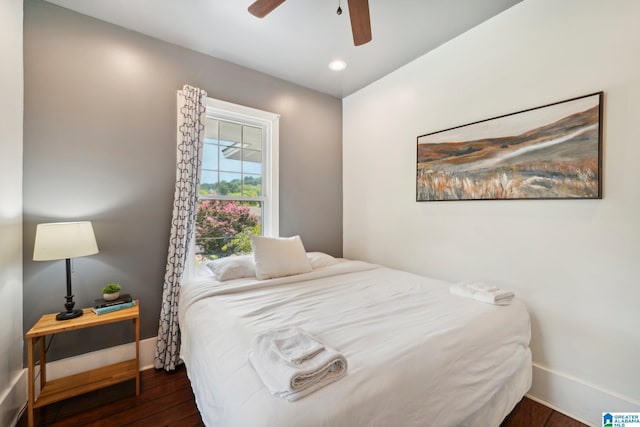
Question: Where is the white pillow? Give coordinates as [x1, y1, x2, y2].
[206, 254, 256, 281]
[307, 252, 339, 269]
[251, 235, 312, 280]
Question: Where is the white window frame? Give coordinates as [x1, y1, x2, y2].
[201, 97, 280, 239]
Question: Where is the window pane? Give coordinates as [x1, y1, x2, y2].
[243, 125, 262, 150]
[243, 149, 262, 173]
[205, 118, 219, 141]
[243, 175, 262, 197]
[202, 144, 219, 170]
[200, 170, 218, 196]
[219, 121, 241, 146]
[219, 145, 242, 173]
[195, 200, 262, 261]
[218, 172, 242, 195]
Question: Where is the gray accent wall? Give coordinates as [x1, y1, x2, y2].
[23, 0, 342, 361]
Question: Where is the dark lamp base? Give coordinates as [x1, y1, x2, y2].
[56, 309, 83, 321]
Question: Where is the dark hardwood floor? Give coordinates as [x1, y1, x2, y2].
[500, 397, 590, 427]
[18, 366, 589, 427]
[17, 366, 204, 427]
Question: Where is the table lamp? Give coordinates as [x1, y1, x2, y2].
[33, 221, 99, 321]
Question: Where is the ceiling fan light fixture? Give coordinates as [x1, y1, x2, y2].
[329, 60, 347, 71]
[248, 0, 371, 47]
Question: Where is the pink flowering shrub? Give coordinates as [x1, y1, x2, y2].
[195, 200, 260, 258]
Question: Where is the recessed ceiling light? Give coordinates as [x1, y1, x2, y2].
[328, 60, 347, 71]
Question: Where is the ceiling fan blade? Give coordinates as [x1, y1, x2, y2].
[347, 0, 372, 46]
[248, 0, 286, 18]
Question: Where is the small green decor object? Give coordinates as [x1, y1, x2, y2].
[102, 283, 122, 301]
[102, 283, 121, 294]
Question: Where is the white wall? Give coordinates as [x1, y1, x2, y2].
[0, 0, 24, 425]
[343, 0, 640, 425]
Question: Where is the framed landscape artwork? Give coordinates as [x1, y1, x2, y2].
[416, 92, 603, 201]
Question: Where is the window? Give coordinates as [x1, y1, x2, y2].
[194, 98, 279, 262]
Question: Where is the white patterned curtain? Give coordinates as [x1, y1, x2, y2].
[154, 84, 207, 371]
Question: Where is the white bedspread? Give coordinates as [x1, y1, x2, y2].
[179, 260, 531, 427]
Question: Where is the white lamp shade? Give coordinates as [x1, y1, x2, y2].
[33, 221, 99, 261]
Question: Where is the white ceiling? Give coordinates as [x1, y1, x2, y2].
[44, 0, 522, 98]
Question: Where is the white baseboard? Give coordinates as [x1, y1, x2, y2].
[43, 336, 157, 380]
[0, 369, 27, 427]
[528, 363, 640, 427]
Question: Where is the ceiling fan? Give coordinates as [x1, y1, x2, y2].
[248, 0, 372, 46]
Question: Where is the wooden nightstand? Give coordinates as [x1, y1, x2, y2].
[26, 301, 140, 427]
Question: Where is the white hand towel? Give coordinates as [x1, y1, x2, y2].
[450, 281, 514, 305]
[466, 282, 500, 293]
[271, 329, 325, 365]
[249, 327, 348, 401]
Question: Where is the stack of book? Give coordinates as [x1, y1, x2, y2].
[92, 293, 136, 315]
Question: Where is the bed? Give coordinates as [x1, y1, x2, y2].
[178, 253, 531, 427]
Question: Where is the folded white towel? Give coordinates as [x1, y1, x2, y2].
[271, 329, 325, 365]
[249, 327, 348, 401]
[450, 281, 514, 305]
